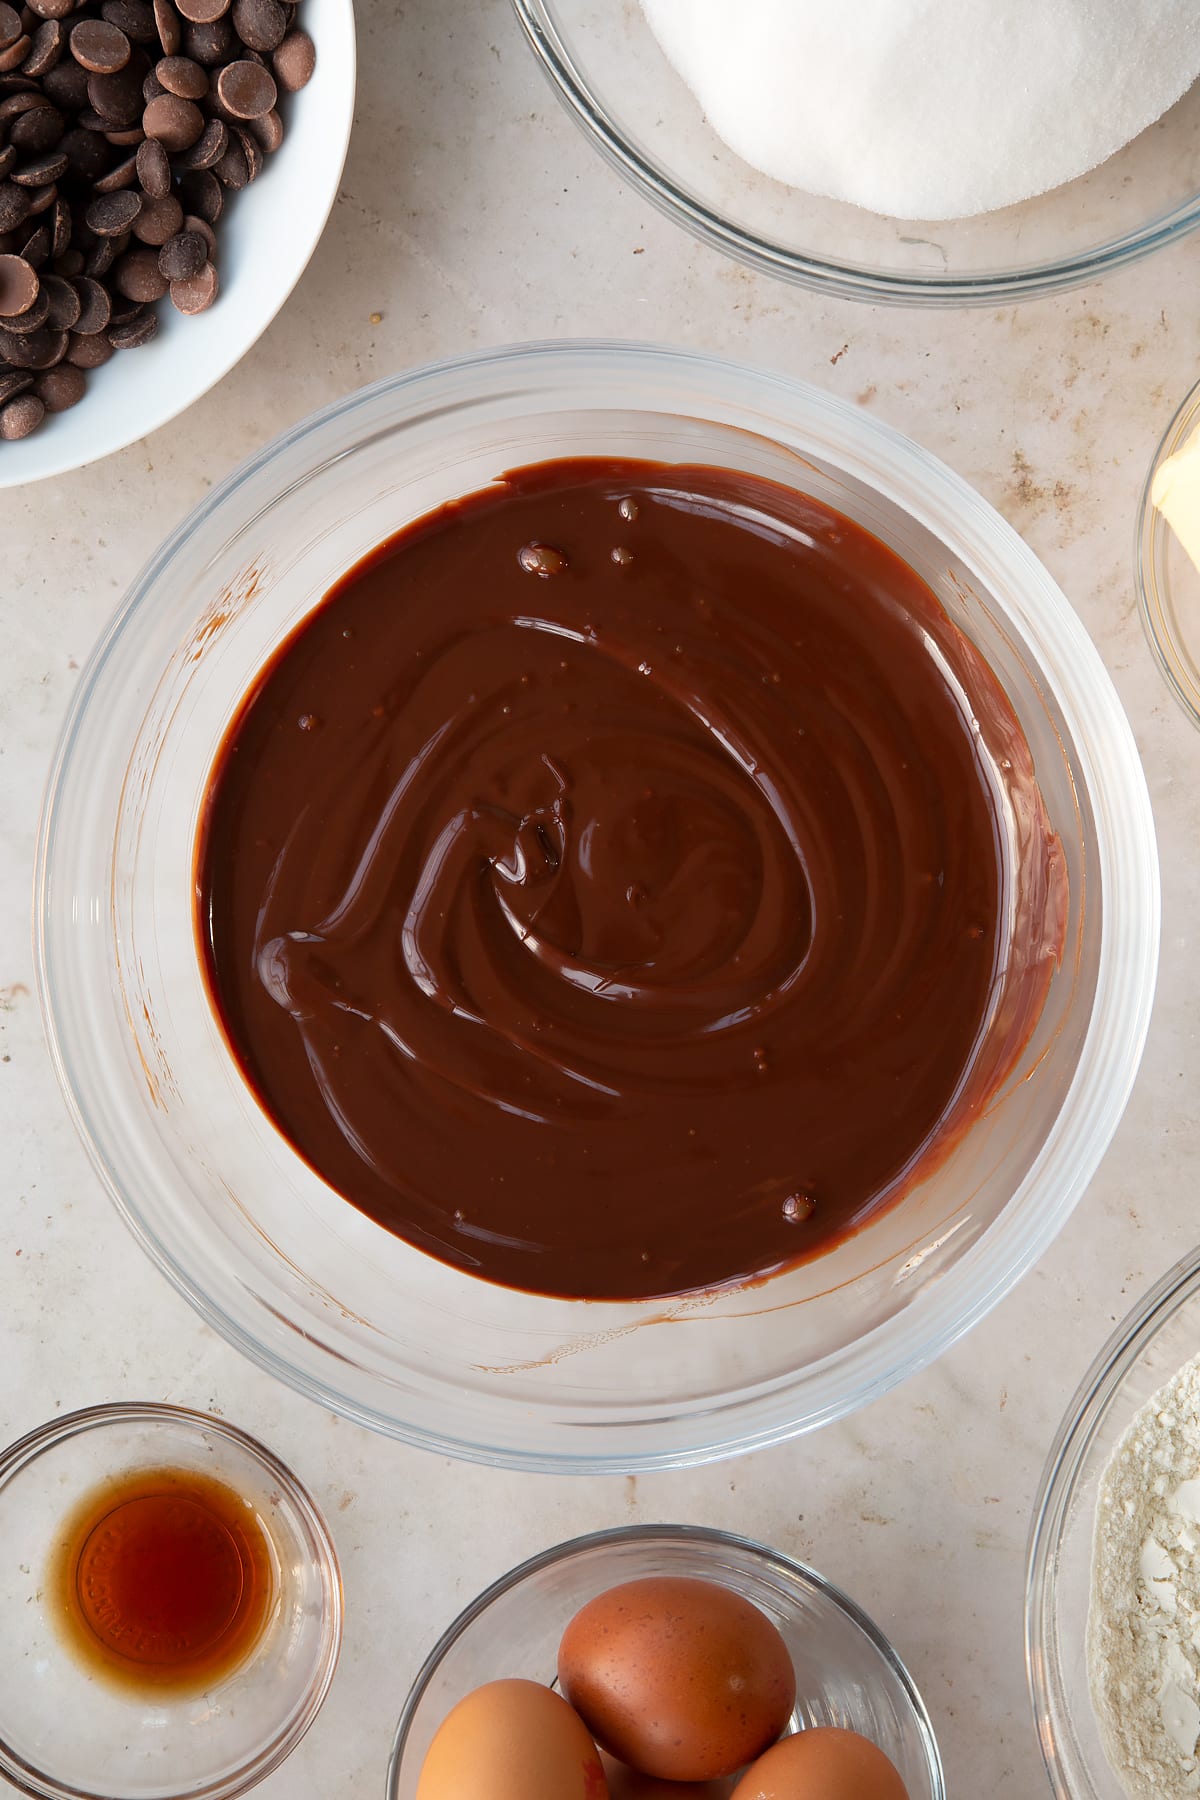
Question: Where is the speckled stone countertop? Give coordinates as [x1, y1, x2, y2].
[2, 3, 1199, 1795]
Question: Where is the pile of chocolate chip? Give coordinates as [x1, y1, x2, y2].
[0, 0, 314, 441]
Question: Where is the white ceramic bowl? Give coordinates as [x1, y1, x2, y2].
[0, 0, 355, 490]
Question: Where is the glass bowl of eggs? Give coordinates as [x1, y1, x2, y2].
[387, 1523, 944, 1799]
[511, 1, 1200, 304]
[35, 340, 1159, 1473]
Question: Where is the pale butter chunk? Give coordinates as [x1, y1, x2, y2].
[1153, 429, 1200, 579]
[640, 0, 1200, 220]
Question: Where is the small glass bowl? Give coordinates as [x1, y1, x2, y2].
[512, 0, 1200, 305]
[387, 1523, 945, 1799]
[0, 1403, 343, 1800]
[1137, 376, 1200, 731]
[1026, 1251, 1200, 1798]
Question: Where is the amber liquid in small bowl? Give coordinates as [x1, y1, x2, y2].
[49, 1466, 275, 1695]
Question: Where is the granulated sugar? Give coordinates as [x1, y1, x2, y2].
[641, 0, 1200, 220]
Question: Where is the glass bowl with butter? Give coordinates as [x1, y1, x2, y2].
[1138, 377, 1200, 731]
[35, 341, 1159, 1473]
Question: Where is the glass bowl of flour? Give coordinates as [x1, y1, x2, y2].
[512, 0, 1200, 304]
[1027, 1252, 1200, 1800]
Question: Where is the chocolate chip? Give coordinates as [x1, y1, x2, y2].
[25, 180, 57, 213]
[12, 149, 68, 183]
[27, 0, 76, 20]
[101, 0, 157, 41]
[175, 0, 227, 20]
[41, 56, 86, 105]
[0, 88, 44, 117]
[155, 222, 198, 276]
[131, 188, 176, 241]
[106, 297, 153, 342]
[65, 324, 111, 363]
[70, 271, 109, 330]
[91, 145, 138, 185]
[153, 48, 202, 92]
[21, 17, 65, 73]
[215, 54, 271, 116]
[40, 268, 76, 322]
[0, 321, 50, 362]
[170, 108, 221, 164]
[271, 23, 309, 91]
[0, 3, 23, 50]
[0, 33, 30, 70]
[51, 243, 81, 272]
[167, 249, 211, 310]
[179, 207, 211, 254]
[34, 356, 82, 404]
[242, 99, 278, 149]
[85, 184, 138, 232]
[152, 0, 178, 52]
[180, 13, 227, 61]
[83, 231, 118, 272]
[142, 87, 200, 145]
[212, 132, 244, 185]
[8, 96, 63, 146]
[231, 0, 281, 51]
[70, 18, 131, 71]
[232, 119, 259, 178]
[4, 287, 48, 335]
[177, 163, 219, 219]
[0, 249, 38, 312]
[86, 60, 143, 122]
[0, 388, 44, 434]
[19, 218, 48, 261]
[0, 367, 33, 401]
[111, 240, 162, 295]
[0, 184, 32, 230]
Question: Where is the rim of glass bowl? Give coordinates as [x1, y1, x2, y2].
[0, 1401, 344, 1800]
[385, 1522, 946, 1799]
[510, 0, 1200, 307]
[1024, 1250, 1200, 1800]
[34, 340, 1161, 1473]
[1136, 375, 1200, 731]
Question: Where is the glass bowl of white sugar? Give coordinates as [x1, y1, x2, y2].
[1027, 1251, 1200, 1800]
[512, 0, 1200, 305]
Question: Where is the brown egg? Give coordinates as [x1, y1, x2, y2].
[729, 1727, 911, 1799]
[601, 1748, 735, 1799]
[558, 1576, 796, 1782]
[414, 1677, 609, 1800]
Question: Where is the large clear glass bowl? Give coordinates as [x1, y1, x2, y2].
[387, 1524, 945, 1800]
[511, 2, 1200, 305]
[1026, 1253, 1200, 1799]
[35, 341, 1160, 1473]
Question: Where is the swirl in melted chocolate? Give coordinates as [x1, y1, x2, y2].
[197, 459, 1063, 1299]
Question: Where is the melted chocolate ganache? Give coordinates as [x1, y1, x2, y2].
[197, 459, 1063, 1299]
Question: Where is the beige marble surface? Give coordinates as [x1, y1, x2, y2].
[2, 2, 1200, 1794]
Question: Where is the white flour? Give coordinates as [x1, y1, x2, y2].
[1090, 1355, 1200, 1800]
[640, 0, 1200, 220]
